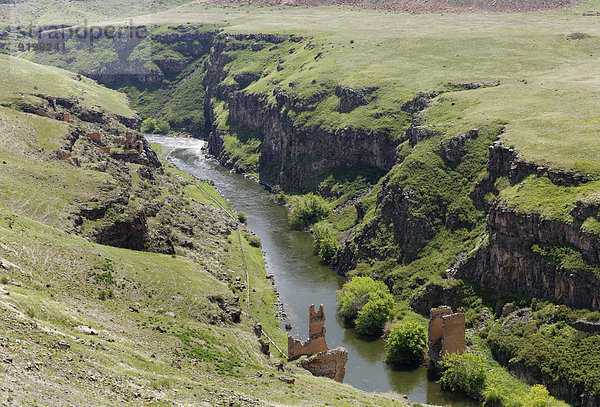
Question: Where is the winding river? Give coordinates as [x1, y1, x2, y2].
[146, 135, 476, 407]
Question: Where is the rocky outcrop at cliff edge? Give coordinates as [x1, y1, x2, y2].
[333, 176, 432, 275]
[488, 141, 593, 186]
[203, 34, 398, 191]
[451, 202, 600, 310]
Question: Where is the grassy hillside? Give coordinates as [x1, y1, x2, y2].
[20, 0, 600, 172]
[0, 0, 190, 25]
[7, 1, 600, 404]
[0, 54, 135, 118]
[0, 54, 407, 406]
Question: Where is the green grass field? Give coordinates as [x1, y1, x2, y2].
[16, 0, 600, 171]
[114, 1, 600, 173]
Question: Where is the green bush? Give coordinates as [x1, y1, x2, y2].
[356, 297, 394, 336]
[247, 235, 262, 248]
[312, 221, 339, 261]
[440, 352, 487, 395]
[289, 193, 331, 229]
[523, 385, 553, 407]
[337, 276, 394, 336]
[141, 117, 156, 133]
[155, 120, 171, 134]
[237, 211, 248, 223]
[141, 118, 171, 134]
[385, 321, 427, 366]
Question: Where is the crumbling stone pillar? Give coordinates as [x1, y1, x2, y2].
[427, 306, 465, 362]
[288, 304, 328, 360]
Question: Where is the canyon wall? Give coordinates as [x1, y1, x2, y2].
[203, 33, 398, 191]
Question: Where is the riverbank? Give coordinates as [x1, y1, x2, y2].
[147, 134, 480, 406]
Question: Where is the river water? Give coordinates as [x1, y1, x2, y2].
[146, 135, 477, 407]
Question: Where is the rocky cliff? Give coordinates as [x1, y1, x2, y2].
[451, 202, 600, 310]
[203, 33, 399, 191]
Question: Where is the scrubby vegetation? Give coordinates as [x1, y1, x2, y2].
[440, 351, 568, 406]
[486, 303, 600, 401]
[289, 193, 331, 230]
[337, 276, 394, 336]
[384, 322, 427, 366]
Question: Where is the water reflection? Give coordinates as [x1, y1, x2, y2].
[146, 135, 478, 407]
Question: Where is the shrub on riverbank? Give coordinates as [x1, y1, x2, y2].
[337, 276, 394, 336]
[289, 193, 331, 229]
[312, 221, 339, 261]
[385, 322, 427, 366]
[142, 118, 171, 134]
[440, 350, 568, 407]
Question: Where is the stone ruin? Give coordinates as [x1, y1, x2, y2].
[288, 304, 328, 359]
[288, 304, 348, 383]
[301, 347, 348, 383]
[427, 306, 465, 363]
[87, 132, 101, 142]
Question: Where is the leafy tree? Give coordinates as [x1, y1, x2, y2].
[155, 120, 171, 134]
[385, 321, 427, 365]
[312, 221, 339, 261]
[356, 296, 394, 336]
[337, 276, 394, 336]
[141, 118, 171, 134]
[440, 352, 487, 395]
[289, 193, 331, 229]
[141, 118, 157, 133]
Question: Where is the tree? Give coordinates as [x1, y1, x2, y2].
[337, 276, 394, 336]
[141, 118, 171, 134]
[385, 321, 427, 365]
[312, 221, 339, 261]
[288, 193, 331, 229]
[155, 120, 171, 134]
[141, 118, 157, 133]
[356, 296, 394, 336]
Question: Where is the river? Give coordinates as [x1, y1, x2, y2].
[146, 135, 477, 407]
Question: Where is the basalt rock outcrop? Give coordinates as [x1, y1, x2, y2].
[333, 178, 432, 275]
[451, 201, 600, 310]
[334, 85, 378, 112]
[440, 129, 479, 162]
[203, 34, 398, 191]
[488, 141, 593, 186]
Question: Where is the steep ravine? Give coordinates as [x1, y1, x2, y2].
[203, 33, 399, 192]
[22, 25, 600, 404]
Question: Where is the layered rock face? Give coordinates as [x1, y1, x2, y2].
[333, 177, 432, 275]
[452, 202, 600, 310]
[203, 34, 398, 191]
